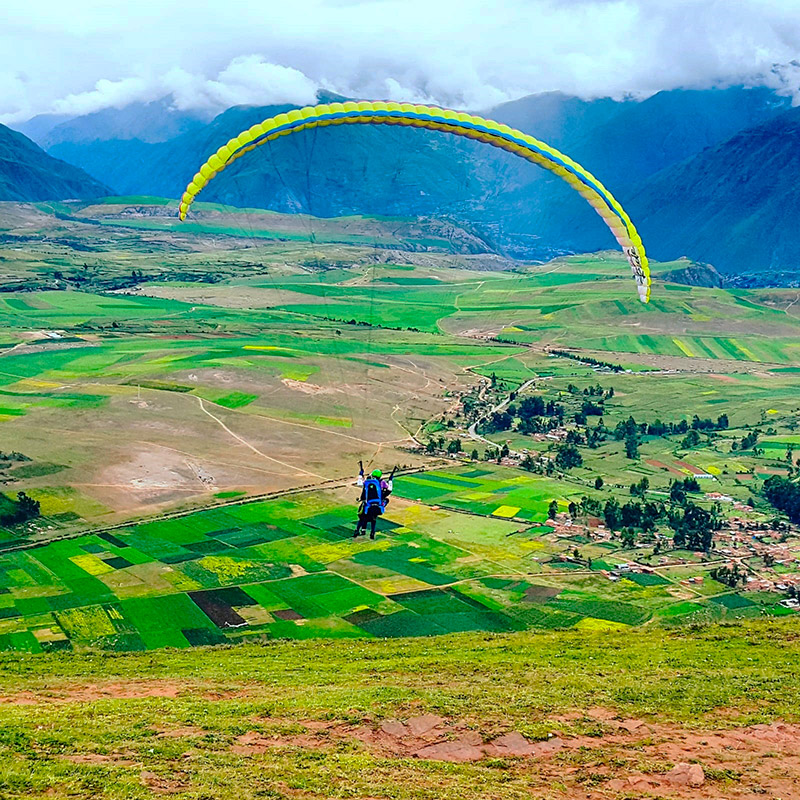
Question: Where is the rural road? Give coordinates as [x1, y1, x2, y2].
[466, 378, 536, 454]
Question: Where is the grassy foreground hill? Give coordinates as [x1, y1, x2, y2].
[0, 618, 798, 799]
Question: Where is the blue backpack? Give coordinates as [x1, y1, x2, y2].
[363, 478, 385, 513]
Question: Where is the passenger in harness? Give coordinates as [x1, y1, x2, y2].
[355, 465, 393, 539]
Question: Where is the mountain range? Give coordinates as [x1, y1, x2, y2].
[7, 87, 799, 274]
[0, 124, 109, 202]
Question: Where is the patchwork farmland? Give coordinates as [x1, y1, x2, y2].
[0, 464, 792, 653]
[1, 200, 799, 656]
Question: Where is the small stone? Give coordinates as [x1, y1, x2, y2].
[666, 762, 705, 787]
[620, 719, 646, 733]
[488, 732, 538, 757]
[459, 731, 483, 747]
[380, 719, 408, 737]
[407, 714, 445, 737]
[532, 737, 564, 756]
[414, 740, 484, 763]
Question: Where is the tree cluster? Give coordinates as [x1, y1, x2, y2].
[762, 475, 800, 523]
[0, 491, 41, 527]
[669, 476, 701, 504]
[710, 563, 747, 588]
[0, 452, 30, 463]
[554, 443, 583, 471]
[600, 497, 662, 533]
[734, 430, 759, 451]
[668, 501, 717, 551]
[549, 350, 624, 372]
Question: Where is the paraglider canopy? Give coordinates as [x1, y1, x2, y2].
[179, 101, 651, 303]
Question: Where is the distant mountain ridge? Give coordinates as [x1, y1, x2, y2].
[6, 87, 799, 273]
[0, 124, 110, 202]
[630, 105, 800, 273]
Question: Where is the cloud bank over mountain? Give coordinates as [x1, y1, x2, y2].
[3, 0, 800, 123]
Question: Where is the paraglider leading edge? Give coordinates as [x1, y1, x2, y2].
[177, 101, 651, 303]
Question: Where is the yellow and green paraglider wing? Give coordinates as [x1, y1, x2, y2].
[178, 101, 651, 303]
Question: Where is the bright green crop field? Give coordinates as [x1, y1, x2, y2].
[0, 462, 792, 654]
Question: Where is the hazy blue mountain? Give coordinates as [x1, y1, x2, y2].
[0, 124, 110, 202]
[487, 92, 628, 149]
[17, 86, 796, 270]
[630, 105, 800, 273]
[485, 86, 791, 257]
[44, 97, 211, 147]
[13, 113, 74, 145]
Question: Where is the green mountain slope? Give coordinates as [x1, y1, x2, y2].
[0, 124, 110, 202]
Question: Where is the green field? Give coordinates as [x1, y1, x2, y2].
[0, 462, 792, 653]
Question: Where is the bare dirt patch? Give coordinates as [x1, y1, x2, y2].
[0, 681, 242, 705]
[229, 712, 800, 797]
[140, 770, 192, 794]
[61, 752, 138, 766]
[281, 378, 337, 395]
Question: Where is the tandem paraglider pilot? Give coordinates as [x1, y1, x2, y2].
[355, 462, 394, 539]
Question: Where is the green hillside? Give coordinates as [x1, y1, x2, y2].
[0, 618, 797, 799]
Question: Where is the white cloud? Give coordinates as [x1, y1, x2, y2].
[41, 57, 321, 120]
[51, 77, 152, 116]
[169, 58, 319, 111]
[3, 0, 800, 123]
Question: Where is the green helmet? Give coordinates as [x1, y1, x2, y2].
[371, 469, 382, 478]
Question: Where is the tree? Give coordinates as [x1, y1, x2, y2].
[581, 400, 604, 416]
[621, 529, 637, 548]
[548, 500, 558, 519]
[425, 440, 437, 454]
[670, 481, 687, 505]
[484, 410, 513, 433]
[681, 429, 701, 449]
[740, 430, 759, 451]
[594, 476, 604, 490]
[554, 444, 583, 471]
[640, 501, 662, 533]
[519, 396, 546, 419]
[630, 477, 649, 497]
[621, 502, 642, 528]
[568, 501, 578, 517]
[625, 428, 639, 460]
[470, 449, 479, 461]
[446, 439, 462, 454]
[500, 443, 510, 459]
[603, 498, 622, 531]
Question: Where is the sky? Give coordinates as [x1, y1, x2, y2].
[3, 0, 800, 124]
